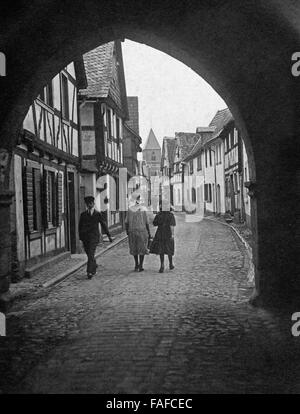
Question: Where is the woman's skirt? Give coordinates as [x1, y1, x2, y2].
[128, 230, 149, 255]
[150, 234, 174, 256]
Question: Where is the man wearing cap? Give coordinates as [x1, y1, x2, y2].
[79, 196, 113, 279]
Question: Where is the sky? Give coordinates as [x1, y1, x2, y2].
[122, 39, 227, 149]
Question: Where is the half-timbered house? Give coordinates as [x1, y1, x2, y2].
[11, 60, 87, 278]
[181, 127, 214, 215]
[78, 40, 128, 230]
[171, 132, 199, 211]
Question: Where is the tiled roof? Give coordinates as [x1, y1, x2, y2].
[182, 136, 204, 162]
[79, 42, 114, 99]
[183, 108, 233, 161]
[175, 132, 200, 161]
[161, 137, 176, 168]
[209, 108, 233, 140]
[126, 96, 139, 134]
[144, 128, 161, 150]
[166, 138, 176, 164]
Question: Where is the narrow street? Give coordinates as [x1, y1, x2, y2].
[1, 215, 299, 393]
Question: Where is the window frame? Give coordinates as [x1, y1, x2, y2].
[61, 74, 69, 120]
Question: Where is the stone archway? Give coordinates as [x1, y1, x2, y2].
[0, 0, 299, 308]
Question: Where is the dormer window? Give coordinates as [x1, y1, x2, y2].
[151, 152, 156, 161]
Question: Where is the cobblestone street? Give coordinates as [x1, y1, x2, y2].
[1, 215, 300, 394]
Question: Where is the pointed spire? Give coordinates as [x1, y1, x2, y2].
[144, 128, 161, 150]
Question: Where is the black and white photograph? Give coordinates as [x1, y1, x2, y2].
[0, 0, 299, 401]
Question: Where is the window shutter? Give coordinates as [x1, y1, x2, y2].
[56, 172, 63, 226]
[42, 169, 49, 229]
[33, 168, 42, 231]
[24, 166, 34, 233]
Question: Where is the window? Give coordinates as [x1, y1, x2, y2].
[46, 170, 56, 227]
[116, 118, 120, 145]
[151, 151, 156, 161]
[197, 154, 202, 170]
[61, 74, 69, 120]
[235, 173, 239, 191]
[209, 148, 212, 166]
[231, 130, 234, 148]
[24, 165, 42, 233]
[39, 82, 53, 107]
[204, 184, 212, 203]
[24, 166, 63, 232]
[189, 160, 193, 175]
[216, 144, 222, 164]
[107, 109, 112, 139]
[234, 128, 238, 144]
[192, 188, 196, 203]
[226, 135, 230, 151]
[205, 149, 208, 168]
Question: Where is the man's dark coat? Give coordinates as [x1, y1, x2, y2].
[79, 210, 109, 243]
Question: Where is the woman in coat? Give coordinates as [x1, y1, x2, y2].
[150, 206, 176, 273]
[125, 194, 151, 272]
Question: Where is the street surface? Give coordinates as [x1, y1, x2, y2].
[1, 215, 299, 393]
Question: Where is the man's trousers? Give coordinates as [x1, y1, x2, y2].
[82, 239, 98, 275]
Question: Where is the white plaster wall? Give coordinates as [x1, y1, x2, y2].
[204, 164, 215, 212]
[23, 106, 35, 134]
[53, 74, 61, 110]
[81, 130, 95, 155]
[80, 102, 94, 126]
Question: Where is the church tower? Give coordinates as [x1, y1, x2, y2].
[142, 128, 161, 176]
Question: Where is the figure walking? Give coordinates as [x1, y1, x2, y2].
[125, 194, 151, 272]
[79, 196, 113, 279]
[150, 206, 176, 273]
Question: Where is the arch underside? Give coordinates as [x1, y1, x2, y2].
[0, 0, 299, 307]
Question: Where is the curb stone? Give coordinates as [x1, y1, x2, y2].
[203, 217, 255, 284]
[42, 234, 128, 288]
[1, 235, 129, 311]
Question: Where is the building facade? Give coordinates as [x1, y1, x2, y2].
[181, 129, 214, 216]
[79, 40, 128, 229]
[171, 132, 199, 211]
[179, 108, 251, 225]
[11, 60, 86, 278]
